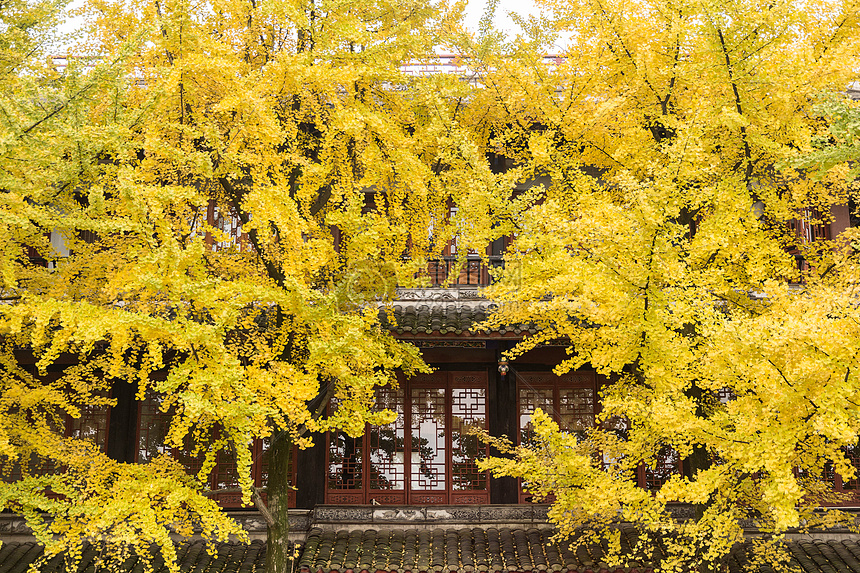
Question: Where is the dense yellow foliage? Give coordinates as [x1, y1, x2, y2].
[0, 0, 505, 570]
[473, 0, 860, 570]
[5, 0, 860, 569]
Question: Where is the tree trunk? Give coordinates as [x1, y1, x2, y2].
[682, 382, 728, 573]
[266, 432, 294, 573]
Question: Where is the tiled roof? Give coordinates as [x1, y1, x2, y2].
[297, 527, 860, 573]
[381, 301, 494, 335]
[6, 528, 860, 573]
[381, 301, 534, 336]
[0, 539, 266, 573]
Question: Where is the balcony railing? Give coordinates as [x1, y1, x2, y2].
[418, 255, 505, 287]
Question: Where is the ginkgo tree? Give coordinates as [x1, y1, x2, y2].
[0, 0, 503, 571]
[464, 0, 860, 570]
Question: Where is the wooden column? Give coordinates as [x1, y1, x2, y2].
[295, 431, 327, 508]
[106, 381, 138, 463]
[488, 360, 519, 504]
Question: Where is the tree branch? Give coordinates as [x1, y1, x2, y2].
[253, 490, 277, 528]
[713, 25, 753, 180]
[218, 176, 287, 288]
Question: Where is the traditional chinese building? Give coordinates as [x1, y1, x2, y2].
[3, 200, 860, 573]
[3, 182, 859, 572]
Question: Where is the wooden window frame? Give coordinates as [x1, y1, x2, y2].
[325, 371, 490, 505]
[816, 446, 860, 506]
[516, 371, 601, 503]
[638, 445, 683, 491]
[515, 371, 682, 498]
[65, 393, 111, 453]
[1, 395, 111, 485]
[135, 396, 293, 509]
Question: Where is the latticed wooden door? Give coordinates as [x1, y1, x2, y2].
[326, 371, 490, 504]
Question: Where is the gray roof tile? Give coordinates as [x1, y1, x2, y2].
[380, 302, 533, 337]
[298, 528, 860, 573]
[0, 540, 267, 573]
[9, 529, 860, 573]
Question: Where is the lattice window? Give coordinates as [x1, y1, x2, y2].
[66, 401, 109, 452]
[559, 387, 595, 432]
[328, 430, 363, 491]
[213, 448, 241, 491]
[258, 436, 270, 488]
[518, 388, 553, 446]
[1, 396, 110, 483]
[643, 446, 681, 491]
[516, 372, 600, 502]
[716, 388, 736, 404]
[411, 387, 447, 491]
[368, 388, 405, 491]
[136, 396, 288, 508]
[788, 208, 831, 244]
[824, 461, 836, 484]
[212, 209, 245, 251]
[326, 372, 488, 504]
[517, 373, 599, 440]
[137, 395, 171, 463]
[202, 201, 252, 252]
[212, 437, 294, 508]
[175, 431, 211, 481]
[516, 373, 685, 495]
[327, 394, 376, 504]
[601, 416, 629, 472]
[844, 447, 860, 490]
[833, 445, 860, 494]
[139, 395, 210, 479]
[451, 388, 487, 491]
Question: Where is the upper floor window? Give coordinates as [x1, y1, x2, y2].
[788, 207, 831, 244]
[327, 371, 489, 505]
[834, 446, 860, 493]
[418, 204, 507, 287]
[639, 446, 683, 491]
[814, 445, 860, 505]
[203, 200, 252, 252]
